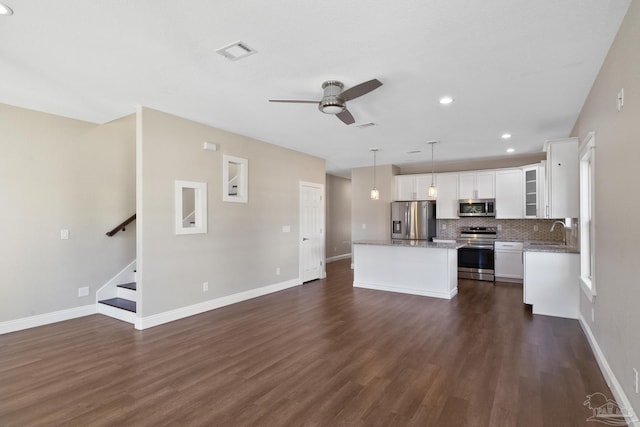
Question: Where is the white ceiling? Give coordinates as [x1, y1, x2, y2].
[0, 0, 631, 176]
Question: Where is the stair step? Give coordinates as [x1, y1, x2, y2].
[99, 297, 136, 313]
[117, 282, 136, 291]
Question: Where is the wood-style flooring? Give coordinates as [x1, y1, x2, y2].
[0, 259, 616, 426]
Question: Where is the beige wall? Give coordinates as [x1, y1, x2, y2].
[326, 174, 351, 259]
[0, 104, 136, 322]
[351, 164, 399, 242]
[137, 107, 325, 317]
[571, 0, 639, 413]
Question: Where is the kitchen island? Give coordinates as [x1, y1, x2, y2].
[353, 240, 464, 299]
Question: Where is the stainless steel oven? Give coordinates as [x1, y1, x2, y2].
[457, 227, 497, 281]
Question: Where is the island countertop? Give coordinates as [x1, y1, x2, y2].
[353, 240, 464, 250]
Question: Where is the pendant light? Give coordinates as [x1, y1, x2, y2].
[370, 148, 380, 200]
[427, 141, 437, 198]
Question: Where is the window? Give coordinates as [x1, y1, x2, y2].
[579, 132, 595, 300]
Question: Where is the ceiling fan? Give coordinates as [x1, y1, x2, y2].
[269, 79, 383, 125]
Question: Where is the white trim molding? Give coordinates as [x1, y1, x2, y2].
[0, 305, 96, 335]
[579, 314, 639, 427]
[326, 253, 351, 263]
[135, 278, 300, 330]
[353, 281, 458, 300]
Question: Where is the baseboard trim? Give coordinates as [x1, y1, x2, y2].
[135, 278, 301, 330]
[0, 305, 97, 335]
[579, 314, 639, 427]
[353, 281, 457, 300]
[326, 253, 351, 263]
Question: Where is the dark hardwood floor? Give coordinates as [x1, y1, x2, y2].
[0, 259, 616, 426]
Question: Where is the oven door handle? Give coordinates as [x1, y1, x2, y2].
[462, 245, 494, 250]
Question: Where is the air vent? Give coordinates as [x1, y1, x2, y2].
[216, 41, 257, 61]
[407, 150, 422, 154]
[356, 122, 377, 129]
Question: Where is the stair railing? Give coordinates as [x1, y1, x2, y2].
[106, 214, 136, 237]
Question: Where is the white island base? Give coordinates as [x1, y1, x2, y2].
[353, 241, 459, 299]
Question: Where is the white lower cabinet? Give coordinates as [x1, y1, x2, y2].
[523, 251, 579, 319]
[494, 241, 523, 282]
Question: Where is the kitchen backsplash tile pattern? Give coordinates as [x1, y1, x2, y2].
[436, 218, 576, 242]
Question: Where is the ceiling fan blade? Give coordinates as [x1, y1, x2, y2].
[336, 109, 355, 125]
[268, 99, 319, 104]
[340, 79, 383, 101]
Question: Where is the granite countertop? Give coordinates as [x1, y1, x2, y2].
[523, 241, 580, 253]
[353, 240, 464, 249]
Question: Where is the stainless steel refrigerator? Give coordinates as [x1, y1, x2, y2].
[391, 201, 436, 240]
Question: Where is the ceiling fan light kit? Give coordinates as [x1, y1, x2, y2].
[319, 81, 346, 114]
[269, 78, 382, 125]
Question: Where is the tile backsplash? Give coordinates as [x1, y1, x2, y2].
[437, 218, 577, 243]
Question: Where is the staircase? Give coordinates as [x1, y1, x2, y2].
[96, 262, 137, 324]
[99, 282, 136, 311]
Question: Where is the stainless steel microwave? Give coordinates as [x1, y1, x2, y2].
[458, 199, 496, 217]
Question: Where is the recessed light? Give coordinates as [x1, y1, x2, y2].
[439, 96, 454, 105]
[0, 2, 13, 15]
[501, 133, 512, 139]
[506, 148, 515, 153]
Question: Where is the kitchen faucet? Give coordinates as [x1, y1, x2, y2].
[550, 220, 567, 244]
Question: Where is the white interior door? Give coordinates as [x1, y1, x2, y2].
[300, 182, 324, 283]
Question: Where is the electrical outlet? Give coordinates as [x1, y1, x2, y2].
[441, 224, 447, 230]
[634, 368, 638, 393]
[78, 287, 89, 297]
[592, 307, 595, 323]
[276, 267, 280, 276]
[60, 229, 70, 240]
[497, 224, 502, 231]
[533, 224, 539, 232]
[362, 223, 366, 229]
[203, 282, 209, 292]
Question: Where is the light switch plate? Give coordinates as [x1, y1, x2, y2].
[78, 287, 89, 297]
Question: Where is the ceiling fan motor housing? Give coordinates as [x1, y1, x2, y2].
[319, 80, 346, 114]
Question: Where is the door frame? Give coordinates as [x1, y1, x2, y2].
[299, 181, 326, 283]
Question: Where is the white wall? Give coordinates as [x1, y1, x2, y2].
[326, 174, 351, 259]
[137, 107, 325, 317]
[571, 0, 640, 415]
[0, 104, 136, 322]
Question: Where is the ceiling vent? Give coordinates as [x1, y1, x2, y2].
[356, 122, 377, 129]
[216, 41, 257, 61]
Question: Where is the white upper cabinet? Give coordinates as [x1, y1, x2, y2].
[459, 171, 495, 199]
[394, 174, 435, 201]
[495, 169, 523, 218]
[545, 138, 578, 218]
[435, 173, 459, 219]
[395, 175, 415, 200]
[523, 164, 545, 218]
